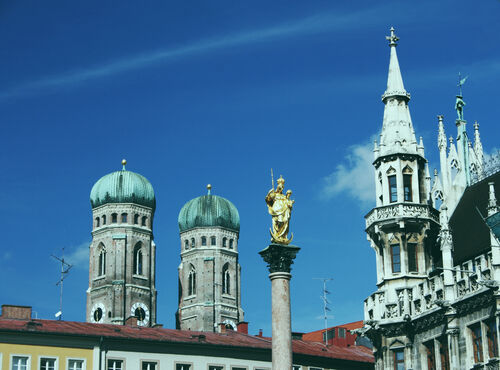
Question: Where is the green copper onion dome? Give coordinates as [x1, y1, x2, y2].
[178, 185, 240, 233]
[90, 160, 155, 210]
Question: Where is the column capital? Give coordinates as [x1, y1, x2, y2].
[259, 243, 300, 274]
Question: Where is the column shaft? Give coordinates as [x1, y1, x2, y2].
[270, 272, 292, 370]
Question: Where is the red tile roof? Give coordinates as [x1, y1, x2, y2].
[0, 317, 373, 364]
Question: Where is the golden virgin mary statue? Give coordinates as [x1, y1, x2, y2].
[265, 175, 294, 245]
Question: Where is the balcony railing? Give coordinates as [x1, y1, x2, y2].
[364, 251, 494, 321]
[365, 203, 439, 230]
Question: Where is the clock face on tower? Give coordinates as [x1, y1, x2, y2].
[90, 302, 106, 323]
[131, 302, 150, 326]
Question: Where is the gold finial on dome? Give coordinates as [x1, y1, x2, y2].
[122, 159, 127, 170]
[207, 184, 212, 195]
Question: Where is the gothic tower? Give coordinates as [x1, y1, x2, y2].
[364, 27, 440, 341]
[176, 185, 244, 332]
[86, 160, 157, 327]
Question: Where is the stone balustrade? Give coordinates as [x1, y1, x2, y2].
[364, 251, 494, 322]
[365, 203, 440, 230]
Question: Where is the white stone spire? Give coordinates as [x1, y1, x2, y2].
[383, 27, 408, 99]
[378, 27, 418, 157]
[474, 121, 484, 162]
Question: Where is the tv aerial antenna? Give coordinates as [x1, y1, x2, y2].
[51, 248, 73, 321]
[313, 277, 333, 345]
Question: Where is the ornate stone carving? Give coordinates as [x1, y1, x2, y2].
[365, 203, 439, 229]
[259, 243, 300, 273]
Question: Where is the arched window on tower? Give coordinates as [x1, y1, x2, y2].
[95, 217, 100, 228]
[98, 245, 106, 277]
[201, 236, 207, 246]
[223, 237, 227, 248]
[211, 236, 216, 246]
[387, 167, 397, 203]
[112, 213, 118, 223]
[378, 172, 383, 203]
[402, 166, 413, 202]
[222, 263, 230, 295]
[121, 213, 128, 223]
[102, 215, 107, 225]
[133, 242, 143, 275]
[229, 239, 234, 249]
[141, 216, 147, 227]
[184, 239, 189, 250]
[188, 265, 196, 296]
[191, 238, 195, 248]
[134, 214, 139, 225]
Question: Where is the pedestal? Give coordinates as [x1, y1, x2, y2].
[260, 243, 300, 370]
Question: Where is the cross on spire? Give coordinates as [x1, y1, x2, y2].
[386, 27, 399, 46]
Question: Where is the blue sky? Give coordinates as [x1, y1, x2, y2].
[1, 1, 499, 335]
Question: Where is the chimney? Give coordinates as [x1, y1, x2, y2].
[237, 321, 248, 334]
[219, 323, 227, 334]
[1, 305, 32, 320]
[258, 329, 263, 337]
[125, 316, 138, 326]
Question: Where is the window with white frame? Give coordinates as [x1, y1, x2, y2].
[11, 356, 29, 370]
[107, 359, 123, 370]
[141, 361, 157, 370]
[175, 364, 191, 370]
[40, 357, 56, 370]
[68, 359, 84, 370]
[208, 366, 224, 370]
[292, 367, 301, 370]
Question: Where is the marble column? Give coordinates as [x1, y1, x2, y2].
[260, 243, 300, 370]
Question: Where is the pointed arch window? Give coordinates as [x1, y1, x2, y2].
[98, 245, 106, 276]
[388, 175, 397, 203]
[408, 243, 418, 272]
[201, 236, 207, 246]
[188, 265, 196, 296]
[391, 244, 401, 273]
[222, 263, 230, 295]
[402, 166, 413, 202]
[134, 214, 139, 225]
[387, 167, 397, 203]
[133, 242, 143, 275]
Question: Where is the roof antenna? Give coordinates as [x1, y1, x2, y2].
[51, 248, 73, 321]
[314, 277, 333, 346]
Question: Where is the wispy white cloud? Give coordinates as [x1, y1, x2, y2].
[64, 242, 90, 269]
[0, 5, 394, 100]
[321, 142, 375, 206]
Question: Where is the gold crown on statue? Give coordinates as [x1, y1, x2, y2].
[277, 176, 285, 185]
